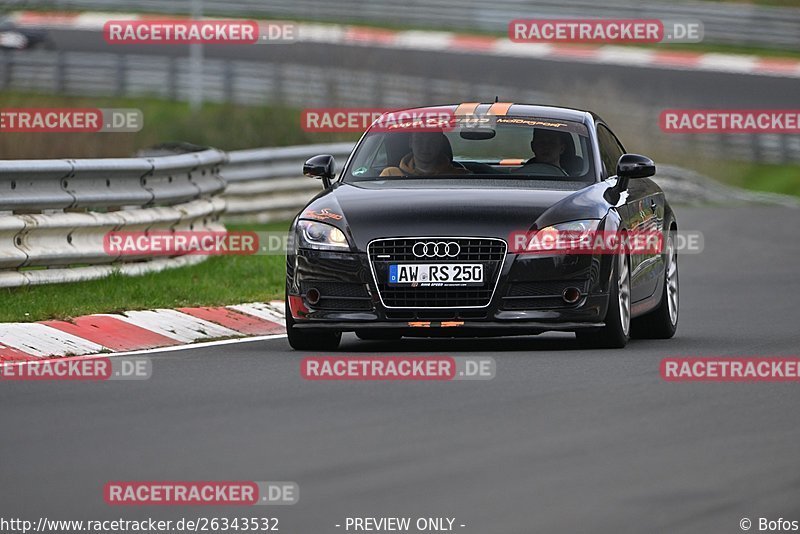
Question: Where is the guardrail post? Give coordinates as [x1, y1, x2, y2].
[224, 61, 234, 103]
[116, 54, 128, 97]
[0, 50, 12, 89]
[55, 50, 67, 93]
[169, 55, 179, 100]
[275, 64, 285, 105]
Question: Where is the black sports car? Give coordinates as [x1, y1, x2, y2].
[0, 18, 49, 50]
[286, 103, 679, 350]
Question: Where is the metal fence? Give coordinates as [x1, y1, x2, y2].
[222, 143, 352, 223]
[0, 141, 353, 288]
[2, 49, 799, 166]
[16, 0, 800, 50]
[0, 147, 228, 287]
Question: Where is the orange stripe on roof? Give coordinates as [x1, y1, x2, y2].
[487, 102, 513, 116]
[454, 102, 480, 116]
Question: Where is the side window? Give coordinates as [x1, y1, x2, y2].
[373, 142, 388, 168]
[348, 135, 388, 177]
[596, 124, 625, 178]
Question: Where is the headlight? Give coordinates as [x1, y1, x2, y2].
[537, 219, 600, 237]
[297, 220, 350, 250]
[523, 219, 601, 253]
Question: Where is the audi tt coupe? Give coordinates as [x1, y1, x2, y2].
[285, 103, 679, 350]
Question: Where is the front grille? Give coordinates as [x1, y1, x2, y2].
[369, 238, 505, 262]
[369, 237, 506, 308]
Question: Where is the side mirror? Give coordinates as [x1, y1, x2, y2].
[614, 154, 655, 192]
[616, 154, 655, 179]
[303, 154, 335, 188]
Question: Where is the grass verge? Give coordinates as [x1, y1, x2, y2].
[0, 221, 290, 323]
[721, 162, 800, 197]
[0, 91, 358, 159]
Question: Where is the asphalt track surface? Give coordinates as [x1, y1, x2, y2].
[2, 205, 800, 533]
[44, 29, 800, 108]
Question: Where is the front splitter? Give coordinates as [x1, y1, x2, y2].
[292, 320, 604, 334]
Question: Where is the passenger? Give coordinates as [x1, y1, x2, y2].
[526, 128, 566, 169]
[380, 132, 470, 176]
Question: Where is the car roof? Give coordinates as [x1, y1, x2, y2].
[392, 103, 597, 125]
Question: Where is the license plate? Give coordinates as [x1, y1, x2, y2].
[388, 263, 484, 286]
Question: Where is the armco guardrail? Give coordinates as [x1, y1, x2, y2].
[0, 142, 350, 288]
[0, 148, 228, 288]
[20, 0, 800, 50]
[222, 143, 353, 223]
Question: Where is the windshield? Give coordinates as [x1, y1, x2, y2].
[343, 116, 596, 186]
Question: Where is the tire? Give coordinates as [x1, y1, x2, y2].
[631, 226, 679, 339]
[355, 329, 403, 341]
[576, 250, 631, 349]
[285, 299, 341, 351]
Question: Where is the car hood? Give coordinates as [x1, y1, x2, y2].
[300, 181, 616, 249]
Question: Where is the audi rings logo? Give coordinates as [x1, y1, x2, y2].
[412, 241, 461, 258]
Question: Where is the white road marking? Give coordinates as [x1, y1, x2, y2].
[297, 23, 347, 43]
[698, 53, 760, 73]
[394, 31, 453, 50]
[492, 40, 554, 58]
[596, 46, 657, 66]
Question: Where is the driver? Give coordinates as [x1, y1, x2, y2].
[380, 132, 470, 176]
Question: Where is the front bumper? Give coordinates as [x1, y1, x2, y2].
[287, 247, 614, 334]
